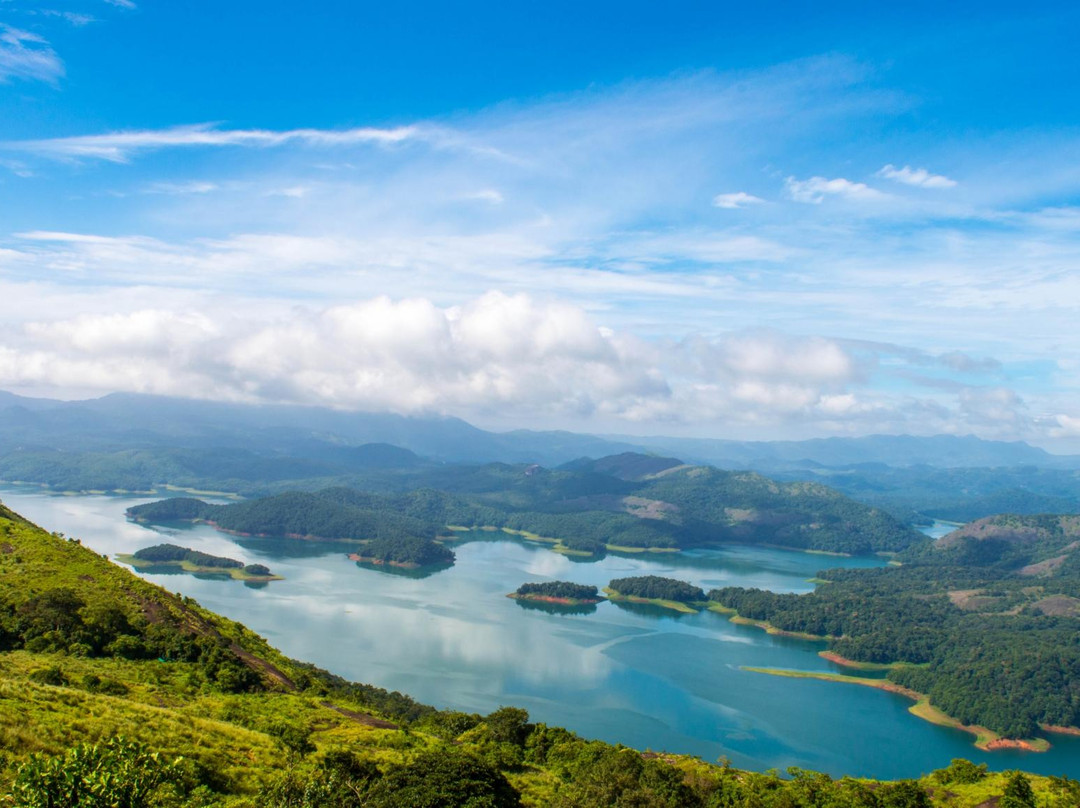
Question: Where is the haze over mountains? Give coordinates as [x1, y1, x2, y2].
[2, 391, 1077, 470]
[4, 390, 1080, 528]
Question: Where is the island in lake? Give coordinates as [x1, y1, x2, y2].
[116, 543, 282, 582]
[508, 581, 605, 605]
[604, 575, 707, 614]
[348, 535, 455, 569]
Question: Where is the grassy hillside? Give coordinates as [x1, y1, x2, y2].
[2, 501, 1079, 807]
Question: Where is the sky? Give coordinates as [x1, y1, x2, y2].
[1, 1, 1080, 449]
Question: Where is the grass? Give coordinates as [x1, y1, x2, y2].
[602, 587, 701, 614]
[725, 615, 830, 641]
[604, 544, 679, 554]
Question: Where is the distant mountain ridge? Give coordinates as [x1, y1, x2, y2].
[2, 390, 1075, 469]
[619, 432, 1076, 470]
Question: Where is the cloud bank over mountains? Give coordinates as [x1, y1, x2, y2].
[0, 291, 1055, 442]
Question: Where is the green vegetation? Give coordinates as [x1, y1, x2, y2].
[608, 576, 705, 603]
[127, 492, 437, 543]
[116, 544, 282, 582]
[2, 499, 1080, 806]
[605, 576, 706, 612]
[126, 452, 923, 558]
[349, 536, 455, 568]
[510, 582, 602, 604]
[710, 514, 1080, 741]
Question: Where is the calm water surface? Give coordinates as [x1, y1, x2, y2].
[4, 488, 1079, 780]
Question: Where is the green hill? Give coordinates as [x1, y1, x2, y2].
[127, 454, 922, 556]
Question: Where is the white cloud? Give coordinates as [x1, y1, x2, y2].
[785, 175, 886, 204]
[144, 181, 219, 195]
[103, 0, 137, 8]
[1047, 414, 1080, 438]
[2, 57, 1079, 444]
[712, 192, 764, 209]
[3, 123, 421, 163]
[0, 25, 64, 84]
[878, 164, 957, 189]
[37, 11, 97, 27]
[464, 189, 505, 204]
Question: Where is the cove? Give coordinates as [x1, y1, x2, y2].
[4, 486, 1080, 781]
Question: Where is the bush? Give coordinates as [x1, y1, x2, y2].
[10, 737, 184, 808]
[365, 749, 521, 808]
[28, 665, 68, 687]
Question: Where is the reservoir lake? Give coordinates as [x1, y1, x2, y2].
[4, 487, 1079, 781]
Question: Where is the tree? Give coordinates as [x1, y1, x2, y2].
[1001, 771, 1037, 808]
[365, 749, 521, 808]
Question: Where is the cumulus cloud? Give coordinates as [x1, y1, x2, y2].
[877, 164, 957, 189]
[0, 25, 64, 84]
[785, 175, 885, 203]
[0, 292, 889, 428]
[712, 192, 764, 209]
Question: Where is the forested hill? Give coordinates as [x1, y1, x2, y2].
[128, 456, 923, 555]
[4, 500, 1074, 806]
[127, 491, 441, 542]
[711, 513, 1080, 740]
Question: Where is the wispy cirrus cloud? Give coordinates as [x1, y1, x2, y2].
[3, 122, 422, 162]
[877, 164, 957, 189]
[0, 25, 64, 84]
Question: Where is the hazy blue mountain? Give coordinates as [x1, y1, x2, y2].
[619, 432, 1079, 470]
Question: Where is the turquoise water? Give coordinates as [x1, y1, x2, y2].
[4, 487, 1079, 780]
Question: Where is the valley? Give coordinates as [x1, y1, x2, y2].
[5, 485, 1080, 784]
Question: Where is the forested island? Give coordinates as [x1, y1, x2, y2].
[509, 581, 603, 605]
[116, 543, 281, 582]
[710, 514, 1080, 746]
[348, 536, 455, 568]
[605, 575, 707, 613]
[5, 499, 1078, 806]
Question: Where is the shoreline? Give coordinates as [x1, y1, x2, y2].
[603, 587, 702, 614]
[347, 552, 422, 569]
[708, 604, 832, 641]
[743, 666, 1054, 752]
[507, 593, 605, 606]
[115, 554, 282, 582]
[127, 515, 362, 544]
[818, 650, 907, 671]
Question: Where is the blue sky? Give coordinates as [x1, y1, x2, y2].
[2, 1, 1080, 449]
